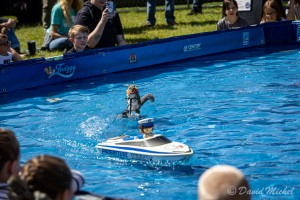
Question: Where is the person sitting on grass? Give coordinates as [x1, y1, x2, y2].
[66, 24, 90, 53]
[217, 0, 249, 30]
[41, 0, 83, 51]
[0, 18, 21, 54]
[0, 33, 22, 65]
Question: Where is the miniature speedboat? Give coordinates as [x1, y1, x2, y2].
[95, 134, 193, 161]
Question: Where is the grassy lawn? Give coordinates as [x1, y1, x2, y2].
[15, 3, 222, 59]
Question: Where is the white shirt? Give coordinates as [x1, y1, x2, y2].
[0, 52, 12, 65]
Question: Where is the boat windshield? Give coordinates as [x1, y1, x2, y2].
[117, 136, 172, 147]
[144, 136, 172, 147]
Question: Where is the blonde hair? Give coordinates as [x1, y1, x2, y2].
[59, 0, 83, 25]
[262, 0, 284, 22]
[198, 165, 251, 200]
[0, 129, 20, 170]
[68, 24, 89, 38]
[9, 155, 72, 200]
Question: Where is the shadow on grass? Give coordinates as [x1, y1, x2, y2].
[124, 20, 218, 34]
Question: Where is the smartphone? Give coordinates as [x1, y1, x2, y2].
[106, 1, 114, 14]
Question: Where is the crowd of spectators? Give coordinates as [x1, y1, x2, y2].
[0, 1, 292, 199]
[41, 0, 84, 51]
[1, 128, 250, 200]
[0, 128, 122, 200]
[0, 0, 296, 64]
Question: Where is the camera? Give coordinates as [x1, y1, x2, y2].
[106, 1, 114, 14]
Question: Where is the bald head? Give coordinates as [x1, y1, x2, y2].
[198, 165, 250, 200]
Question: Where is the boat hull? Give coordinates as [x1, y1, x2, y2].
[96, 145, 193, 161]
[96, 134, 193, 161]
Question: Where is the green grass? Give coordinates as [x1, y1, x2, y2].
[15, 3, 222, 59]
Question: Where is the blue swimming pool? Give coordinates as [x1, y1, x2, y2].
[0, 45, 299, 200]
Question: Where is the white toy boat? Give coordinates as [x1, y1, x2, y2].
[95, 134, 193, 161]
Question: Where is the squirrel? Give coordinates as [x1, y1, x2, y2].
[120, 84, 155, 118]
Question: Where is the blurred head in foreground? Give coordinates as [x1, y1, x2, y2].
[198, 165, 251, 200]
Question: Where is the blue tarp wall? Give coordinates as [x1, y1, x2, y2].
[0, 21, 299, 93]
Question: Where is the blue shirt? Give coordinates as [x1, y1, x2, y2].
[48, 3, 77, 35]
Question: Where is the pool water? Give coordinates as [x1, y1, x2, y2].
[0, 45, 299, 200]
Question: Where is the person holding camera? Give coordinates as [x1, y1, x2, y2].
[287, 0, 300, 20]
[75, 0, 127, 49]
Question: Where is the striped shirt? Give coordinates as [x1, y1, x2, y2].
[0, 182, 8, 200]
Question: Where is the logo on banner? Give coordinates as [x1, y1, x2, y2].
[44, 63, 76, 78]
[129, 54, 137, 63]
[183, 43, 202, 52]
[243, 32, 249, 46]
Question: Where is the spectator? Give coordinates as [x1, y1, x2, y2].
[0, 33, 22, 64]
[9, 155, 74, 200]
[42, 0, 57, 30]
[145, 0, 177, 26]
[187, 0, 203, 15]
[262, 0, 286, 18]
[41, 0, 83, 51]
[198, 165, 251, 200]
[75, 0, 127, 49]
[66, 24, 89, 53]
[0, 129, 21, 200]
[0, 128, 85, 200]
[0, 18, 21, 54]
[287, 0, 300, 20]
[217, 0, 248, 30]
[261, 0, 286, 23]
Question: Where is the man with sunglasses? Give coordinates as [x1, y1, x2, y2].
[0, 33, 22, 65]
